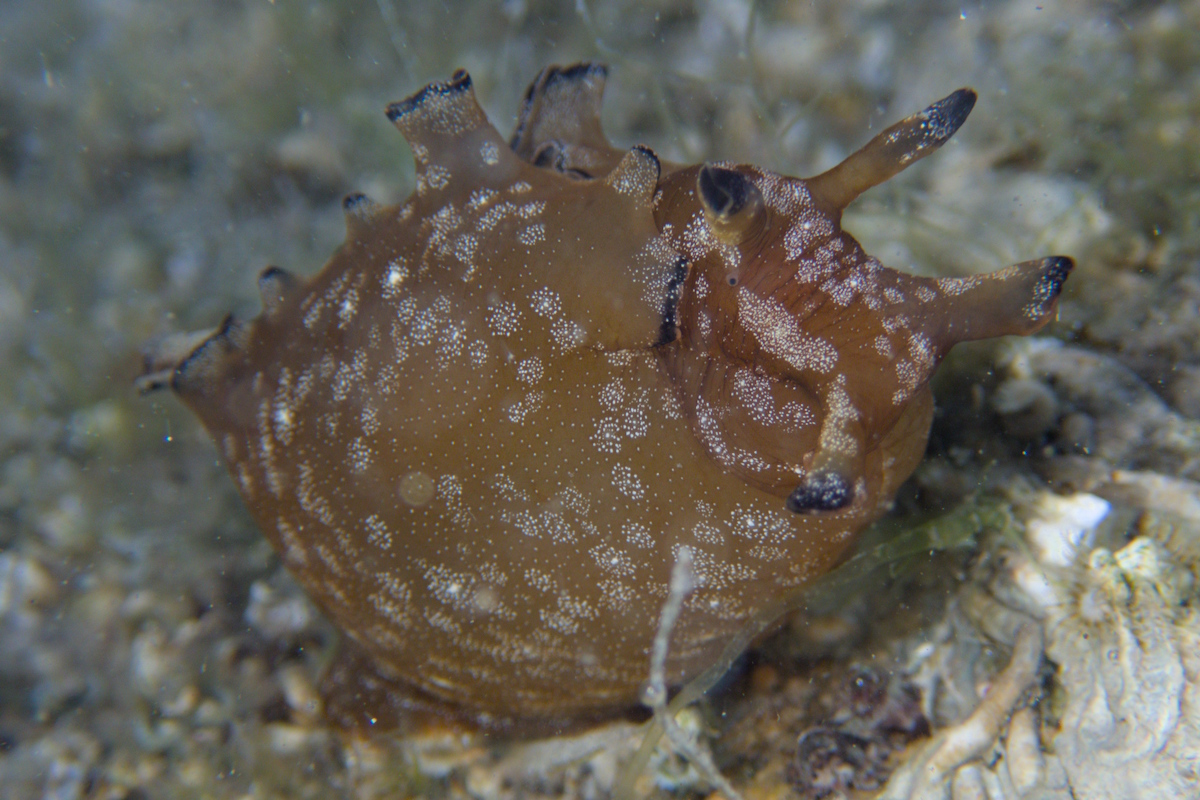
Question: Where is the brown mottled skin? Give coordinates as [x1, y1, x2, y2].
[140, 63, 1072, 731]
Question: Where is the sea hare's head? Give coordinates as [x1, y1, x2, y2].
[654, 88, 1072, 515]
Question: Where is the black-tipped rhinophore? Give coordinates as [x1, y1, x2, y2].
[1030, 256, 1074, 314]
[697, 164, 765, 245]
[921, 88, 977, 148]
[937, 255, 1076, 345]
[386, 69, 473, 123]
[698, 165, 756, 218]
[807, 87, 978, 214]
[786, 472, 854, 513]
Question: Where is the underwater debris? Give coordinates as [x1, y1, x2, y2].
[876, 484, 1200, 800]
[786, 666, 929, 798]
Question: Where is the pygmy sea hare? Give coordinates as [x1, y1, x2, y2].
[141, 64, 1072, 729]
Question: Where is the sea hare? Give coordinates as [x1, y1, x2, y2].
[141, 64, 1072, 728]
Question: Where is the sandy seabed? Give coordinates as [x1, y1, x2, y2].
[2, 1, 1199, 798]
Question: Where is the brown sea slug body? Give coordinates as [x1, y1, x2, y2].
[141, 64, 1072, 730]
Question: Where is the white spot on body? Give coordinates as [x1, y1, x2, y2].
[591, 416, 622, 454]
[360, 405, 380, 436]
[694, 395, 733, 467]
[479, 140, 500, 166]
[731, 368, 816, 431]
[383, 259, 409, 297]
[467, 187, 497, 210]
[454, 234, 478, 281]
[622, 522, 654, 549]
[368, 576, 412, 629]
[737, 289, 838, 373]
[273, 401, 296, 446]
[365, 514, 393, 549]
[730, 506, 795, 544]
[337, 289, 359, 327]
[506, 507, 575, 544]
[681, 545, 757, 590]
[348, 437, 372, 472]
[467, 339, 489, 366]
[783, 213, 834, 262]
[506, 389, 544, 424]
[435, 320, 467, 363]
[589, 544, 637, 577]
[549, 318, 586, 351]
[409, 296, 452, 346]
[622, 405, 650, 439]
[599, 380, 625, 411]
[422, 165, 451, 192]
[530, 287, 561, 318]
[539, 592, 598, 635]
[892, 333, 936, 403]
[518, 201, 545, 219]
[693, 520, 724, 545]
[487, 300, 521, 337]
[936, 275, 979, 297]
[748, 545, 787, 561]
[819, 375, 861, 457]
[516, 357, 543, 385]
[517, 224, 546, 246]
[611, 464, 644, 501]
[297, 463, 336, 527]
[437, 474, 470, 527]
[476, 201, 516, 231]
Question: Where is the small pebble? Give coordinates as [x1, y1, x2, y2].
[278, 664, 323, 725]
[0, 552, 59, 613]
[1004, 706, 1043, 795]
[991, 378, 1059, 440]
[244, 579, 314, 640]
